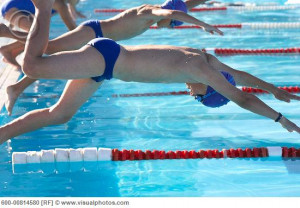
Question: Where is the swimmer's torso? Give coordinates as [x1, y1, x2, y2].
[100, 4, 160, 41]
[114, 45, 206, 83]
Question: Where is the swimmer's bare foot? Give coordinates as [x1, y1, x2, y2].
[0, 128, 8, 145]
[5, 85, 20, 116]
[0, 46, 21, 69]
[0, 135, 4, 146]
[0, 23, 11, 38]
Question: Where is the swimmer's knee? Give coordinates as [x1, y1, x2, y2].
[22, 57, 34, 77]
[49, 107, 75, 125]
[54, 114, 73, 125]
[45, 40, 57, 55]
[22, 56, 40, 79]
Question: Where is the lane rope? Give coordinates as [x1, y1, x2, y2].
[203, 47, 300, 55]
[149, 22, 300, 29]
[111, 86, 300, 98]
[94, 5, 299, 13]
[12, 146, 300, 164]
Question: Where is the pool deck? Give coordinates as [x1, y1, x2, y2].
[0, 37, 22, 113]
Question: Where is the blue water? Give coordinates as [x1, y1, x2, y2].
[0, 0, 300, 196]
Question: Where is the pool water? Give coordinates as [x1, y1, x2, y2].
[0, 0, 300, 197]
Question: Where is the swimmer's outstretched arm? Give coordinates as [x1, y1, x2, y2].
[206, 53, 300, 103]
[185, 0, 209, 9]
[68, 0, 86, 19]
[147, 8, 223, 35]
[54, 0, 77, 30]
[196, 65, 300, 134]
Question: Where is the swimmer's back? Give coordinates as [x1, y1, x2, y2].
[101, 4, 159, 41]
[114, 45, 202, 83]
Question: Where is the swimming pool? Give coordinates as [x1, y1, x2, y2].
[0, 0, 299, 197]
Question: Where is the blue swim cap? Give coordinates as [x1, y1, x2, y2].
[195, 71, 236, 108]
[161, 0, 188, 27]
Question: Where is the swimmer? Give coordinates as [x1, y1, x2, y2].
[4, 0, 223, 116]
[0, 0, 299, 145]
[0, 0, 84, 68]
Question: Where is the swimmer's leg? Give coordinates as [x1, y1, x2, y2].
[5, 76, 36, 116]
[0, 23, 28, 41]
[0, 41, 24, 68]
[23, 45, 106, 80]
[46, 24, 96, 54]
[6, 25, 96, 115]
[7, 16, 97, 115]
[23, 0, 104, 80]
[6, 26, 95, 115]
[0, 78, 102, 144]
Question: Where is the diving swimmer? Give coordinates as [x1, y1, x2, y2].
[4, 0, 223, 116]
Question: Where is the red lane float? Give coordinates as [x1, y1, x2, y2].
[12, 147, 300, 164]
[242, 86, 300, 94]
[112, 147, 300, 161]
[209, 48, 300, 55]
[111, 86, 300, 98]
[190, 7, 227, 12]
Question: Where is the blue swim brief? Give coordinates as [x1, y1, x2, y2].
[87, 38, 121, 82]
[80, 20, 103, 38]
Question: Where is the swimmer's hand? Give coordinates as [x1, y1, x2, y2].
[279, 116, 300, 134]
[273, 88, 300, 103]
[202, 24, 224, 36]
